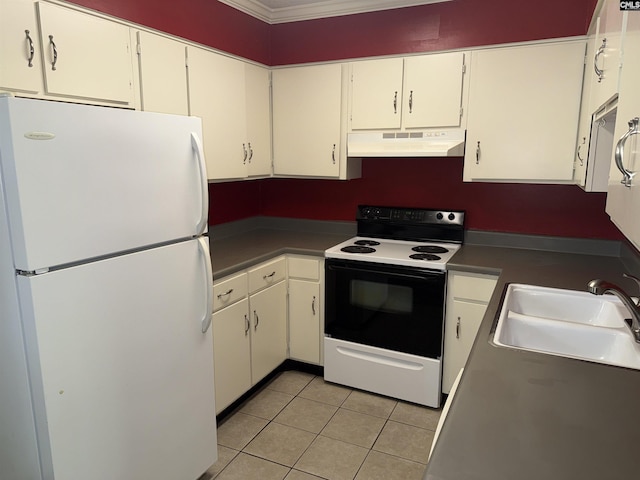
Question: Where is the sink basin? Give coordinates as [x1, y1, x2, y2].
[493, 284, 640, 370]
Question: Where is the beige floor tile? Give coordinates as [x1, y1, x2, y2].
[267, 371, 316, 395]
[215, 452, 290, 480]
[320, 408, 386, 449]
[341, 390, 397, 419]
[217, 413, 268, 450]
[390, 402, 441, 431]
[244, 422, 316, 467]
[372, 420, 434, 464]
[240, 388, 295, 420]
[354, 450, 426, 480]
[298, 377, 351, 407]
[285, 469, 326, 480]
[273, 397, 338, 434]
[205, 445, 239, 479]
[294, 435, 368, 480]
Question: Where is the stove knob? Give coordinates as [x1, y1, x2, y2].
[436, 212, 444, 220]
[448, 213, 456, 221]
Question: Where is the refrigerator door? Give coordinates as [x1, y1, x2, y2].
[17, 238, 216, 480]
[0, 97, 208, 272]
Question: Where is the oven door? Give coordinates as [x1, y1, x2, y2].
[324, 258, 446, 358]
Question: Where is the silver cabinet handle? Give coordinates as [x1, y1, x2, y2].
[247, 142, 253, 163]
[456, 316, 461, 339]
[25, 30, 34, 67]
[244, 314, 250, 336]
[594, 38, 606, 83]
[263, 271, 276, 280]
[576, 136, 586, 166]
[216, 288, 233, 299]
[332, 144, 336, 164]
[254, 310, 259, 330]
[475, 141, 481, 164]
[242, 143, 248, 164]
[614, 117, 639, 187]
[408, 90, 413, 113]
[48, 35, 57, 71]
[312, 296, 316, 315]
[393, 91, 398, 114]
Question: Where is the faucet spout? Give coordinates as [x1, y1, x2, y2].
[588, 279, 640, 343]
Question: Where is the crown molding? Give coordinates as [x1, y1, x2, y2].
[218, 0, 453, 24]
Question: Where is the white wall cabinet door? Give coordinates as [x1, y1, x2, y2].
[187, 46, 248, 180]
[37, 2, 134, 105]
[272, 63, 343, 178]
[0, 0, 43, 95]
[136, 31, 188, 115]
[350, 57, 404, 130]
[288, 279, 321, 364]
[463, 41, 585, 182]
[250, 280, 287, 383]
[606, 10, 640, 249]
[402, 52, 465, 128]
[212, 298, 252, 414]
[245, 63, 272, 178]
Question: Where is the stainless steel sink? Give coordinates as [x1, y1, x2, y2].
[493, 284, 640, 370]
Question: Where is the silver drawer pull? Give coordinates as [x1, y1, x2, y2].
[263, 271, 276, 280]
[312, 296, 316, 315]
[25, 30, 34, 67]
[614, 117, 639, 187]
[48, 35, 58, 71]
[594, 38, 606, 83]
[456, 317, 461, 339]
[216, 288, 233, 299]
[244, 314, 250, 336]
[254, 310, 259, 330]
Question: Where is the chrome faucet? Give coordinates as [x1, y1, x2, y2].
[588, 274, 640, 343]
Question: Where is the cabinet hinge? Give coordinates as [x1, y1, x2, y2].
[136, 42, 141, 55]
[459, 106, 463, 117]
[462, 64, 466, 74]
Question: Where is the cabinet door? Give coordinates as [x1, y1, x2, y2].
[187, 46, 247, 180]
[442, 299, 487, 394]
[245, 63, 272, 177]
[403, 52, 465, 128]
[463, 41, 584, 182]
[272, 63, 342, 177]
[136, 31, 188, 115]
[37, 2, 134, 105]
[212, 298, 251, 414]
[350, 58, 404, 130]
[250, 280, 287, 383]
[606, 10, 640, 248]
[288, 279, 321, 364]
[0, 0, 43, 94]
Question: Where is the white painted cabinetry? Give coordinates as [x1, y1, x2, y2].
[244, 62, 272, 178]
[443, 271, 497, 394]
[349, 52, 466, 130]
[463, 41, 585, 183]
[134, 30, 188, 115]
[288, 255, 323, 365]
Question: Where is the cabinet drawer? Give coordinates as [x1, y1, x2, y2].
[248, 257, 286, 294]
[449, 272, 498, 303]
[288, 255, 321, 280]
[213, 272, 248, 312]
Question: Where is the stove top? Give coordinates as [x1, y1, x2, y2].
[325, 236, 460, 269]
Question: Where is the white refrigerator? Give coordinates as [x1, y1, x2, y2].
[0, 96, 217, 480]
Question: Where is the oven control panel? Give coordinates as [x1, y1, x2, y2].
[358, 205, 465, 226]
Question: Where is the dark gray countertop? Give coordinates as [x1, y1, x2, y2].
[426, 245, 640, 480]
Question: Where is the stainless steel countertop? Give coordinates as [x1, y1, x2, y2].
[426, 245, 640, 480]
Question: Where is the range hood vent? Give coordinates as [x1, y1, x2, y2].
[347, 129, 466, 158]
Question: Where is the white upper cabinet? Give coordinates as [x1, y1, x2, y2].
[0, 0, 43, 94]
[37, 2, 134, 105]
[606, 10, 640, 249]
[272, 63, 357, 178]
[244, 63, 272, 178]
[463, 41, 585, 182]
[349, 51, 466, 131]
[135, 31, 188, 115]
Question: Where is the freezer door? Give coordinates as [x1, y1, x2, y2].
[17, 238, 216, 480]
[0, 97, 208, 272]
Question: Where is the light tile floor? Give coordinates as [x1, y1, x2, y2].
[203, 371, 441, 480]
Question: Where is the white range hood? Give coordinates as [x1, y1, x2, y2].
[347, 129, 466, 157]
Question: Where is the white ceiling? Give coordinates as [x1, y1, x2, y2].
[218, 0, 453, 24]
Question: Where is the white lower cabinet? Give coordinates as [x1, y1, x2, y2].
[288, 255, 323, 365]
[442, 271, 497, 394]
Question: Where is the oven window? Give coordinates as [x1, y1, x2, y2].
[350, 280, 412, 314]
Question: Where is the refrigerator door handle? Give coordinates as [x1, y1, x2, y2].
[191, 132, 209, 236]
[198, 237, 214, 333]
